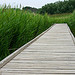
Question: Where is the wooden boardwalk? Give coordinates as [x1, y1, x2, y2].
[0, 24, 75, 75]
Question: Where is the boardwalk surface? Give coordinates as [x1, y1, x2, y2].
[1, 24, 75, 75]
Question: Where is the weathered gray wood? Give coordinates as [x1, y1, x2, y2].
[0, 24, 75, 75]
[2, 61, 75, 69]
[1, 73, 75, 75]
[1, 69, 75, 74]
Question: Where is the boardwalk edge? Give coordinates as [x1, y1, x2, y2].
[0, 24, 54, 69]
[67, 24, 75, 45]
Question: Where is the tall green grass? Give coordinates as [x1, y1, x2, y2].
[68, 11, 75, 37]
[0, 8, 75, 61]
[0, 8, 52, 60]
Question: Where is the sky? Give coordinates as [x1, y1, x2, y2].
[0, 0, 64, 8]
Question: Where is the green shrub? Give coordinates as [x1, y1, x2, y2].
[68, 11, 75, 36]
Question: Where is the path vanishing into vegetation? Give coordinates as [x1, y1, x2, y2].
[0, 24, 75, 75]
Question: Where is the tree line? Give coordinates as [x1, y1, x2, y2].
[23, 0, 75, 14]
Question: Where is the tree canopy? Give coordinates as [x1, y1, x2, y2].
[40, 0, 75, 14]
[22, 0, 75, 14]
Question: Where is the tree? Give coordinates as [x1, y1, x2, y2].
[40, 0, 75, 14]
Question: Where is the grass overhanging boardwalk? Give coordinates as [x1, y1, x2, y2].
[0, 24, 75, 75]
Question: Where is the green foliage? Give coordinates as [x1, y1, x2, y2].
[22, 0, 75, 15]
[22, 6, 38, 13]
[68, 11, 75, 36]
[0, 8, 52, 61]
[40, 0, 75, 14]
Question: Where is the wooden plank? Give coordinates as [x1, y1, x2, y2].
[23, 49, 75, 52]
[27, 45, 75, 50]
[2, 61, 75, 69]
[34, 42, 73, 45]
[2, 73, 75, 75]
[1, 69, 75, 74]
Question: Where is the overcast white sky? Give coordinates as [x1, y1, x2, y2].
[0, 0, 64, 8]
